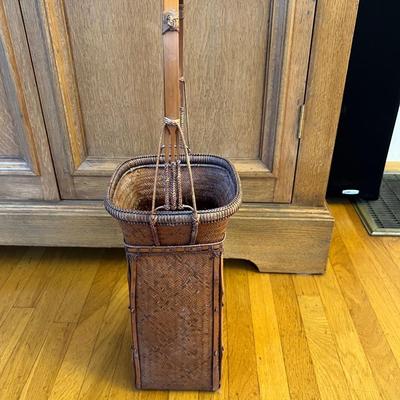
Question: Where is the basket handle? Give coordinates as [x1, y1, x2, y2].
[150, 121, 199, 246]
[162, 0, 180, 163]
[149, 0, 199, 246]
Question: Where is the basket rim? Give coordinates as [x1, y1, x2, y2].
[104, 153, 242, 225]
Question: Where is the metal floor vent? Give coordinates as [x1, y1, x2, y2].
[354, 173, 400, 236]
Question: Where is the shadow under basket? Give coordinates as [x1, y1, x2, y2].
[104, 154, 242, 246]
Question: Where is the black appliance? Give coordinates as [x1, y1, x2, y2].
[327, 0, 400, 200]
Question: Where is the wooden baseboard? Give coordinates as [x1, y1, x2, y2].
[0, 201, 333, 274]
[385, 161, 400, 172]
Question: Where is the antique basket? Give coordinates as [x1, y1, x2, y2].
[105, 153, 241, 246]
[104, 0, 241, 391]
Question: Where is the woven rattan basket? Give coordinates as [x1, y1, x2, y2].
[105, 0, 241, 391]
[105, 154, 241, 246]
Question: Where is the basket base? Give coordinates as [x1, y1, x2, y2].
[126, 241, 224, 391]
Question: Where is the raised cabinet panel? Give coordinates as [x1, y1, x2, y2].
[0, 0, 58, 200]
[23, 0, 316, 202]
[184, 0, 270, 159]
[0, 75, 21, 158]
[62, 0, 163, 159]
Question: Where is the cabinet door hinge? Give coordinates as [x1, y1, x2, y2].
[297, 104, 306, 139]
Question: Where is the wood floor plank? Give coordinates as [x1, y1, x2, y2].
[0, 249, 77, 399]
[138, 390, 169, 400]
[0, 247, 45, 326]
[221, 302, 229, 399]
[54, 249, 102, 323]
[296, 296, 351, 400]
[225, 262, 260, 400]
[345, 207, 400, 318]
[49, 250, 124, 400]
[331, 204, 400, 327]
[331, 204, 400, 366]
[169, 391, 199, 399]
[108, 318, 140, 399]
[0, 307, 33, 377]
[315, 262, 382, 400]
[1, 202, 400, 399]
[294, 277, 351, 400]
[382, 237, 400, 268]
[270, 274, 321, 400]
[77, 270, 128, 399]
[248, 271, 290, 400]
[19, 322, 75, 400]
[13, 247, 58, 308]
[0, 246, 27, 289]
[328, 221, 400, 400]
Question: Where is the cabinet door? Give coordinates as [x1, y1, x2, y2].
[22, 0, 315, 202]
[0, 1, 58, 200]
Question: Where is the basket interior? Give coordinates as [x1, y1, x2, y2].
[112, 163, 238, 212]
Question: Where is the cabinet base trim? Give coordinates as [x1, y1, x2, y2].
[0, 201, 333, 274]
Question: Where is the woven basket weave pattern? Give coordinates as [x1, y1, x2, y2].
[105, 150, 240, 390]
[127, 242, 223, 391]
[105, 154, 241, 246]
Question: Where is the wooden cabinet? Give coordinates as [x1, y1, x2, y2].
[0, 0, 57, 200]
[21, 0, 165, 199]
[21, 0, 315, 202]
[0, 0, 359, 273]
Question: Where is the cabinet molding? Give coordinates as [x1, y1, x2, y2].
[0, 201, 333, 274]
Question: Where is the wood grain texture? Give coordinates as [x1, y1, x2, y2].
[0, 201, 333, 273]
[0, 72, 20, 157]
[248, 273, 290, 400]
[63, 0, 163, 158]
[184, 0, 269, 159]
[294, 277, 351, 399]
[316, 263, 382, 400]
[271, 274, 321, 399]
[1, 201, 400, 398]
[0, 0, 39, 174]
[19, 322, 75, 400]
[293, 0, 359, 206]
[77, 273, 128, 399]
[22, 0, 164, 199]
[0, 0, 58, 200]
[225, 263, 260, 399]
[49, 250, 123, 400]
[329, 202, 400, 399]
[0, 247, 45, 327]
[0, 307, 33, 377]
[107, 319, 139, 400]
[0, 249, 77, 399]
[271, 0, 316, 202]
[22, 0, 316, 202]
[0, 246, 27, 288]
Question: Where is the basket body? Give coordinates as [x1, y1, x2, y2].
[105, 154, 241, 246]
[126, 241, 224, 391]
[105, 153, 240, 391]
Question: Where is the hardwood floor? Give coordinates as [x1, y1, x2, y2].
[0, 200, 399, 399]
